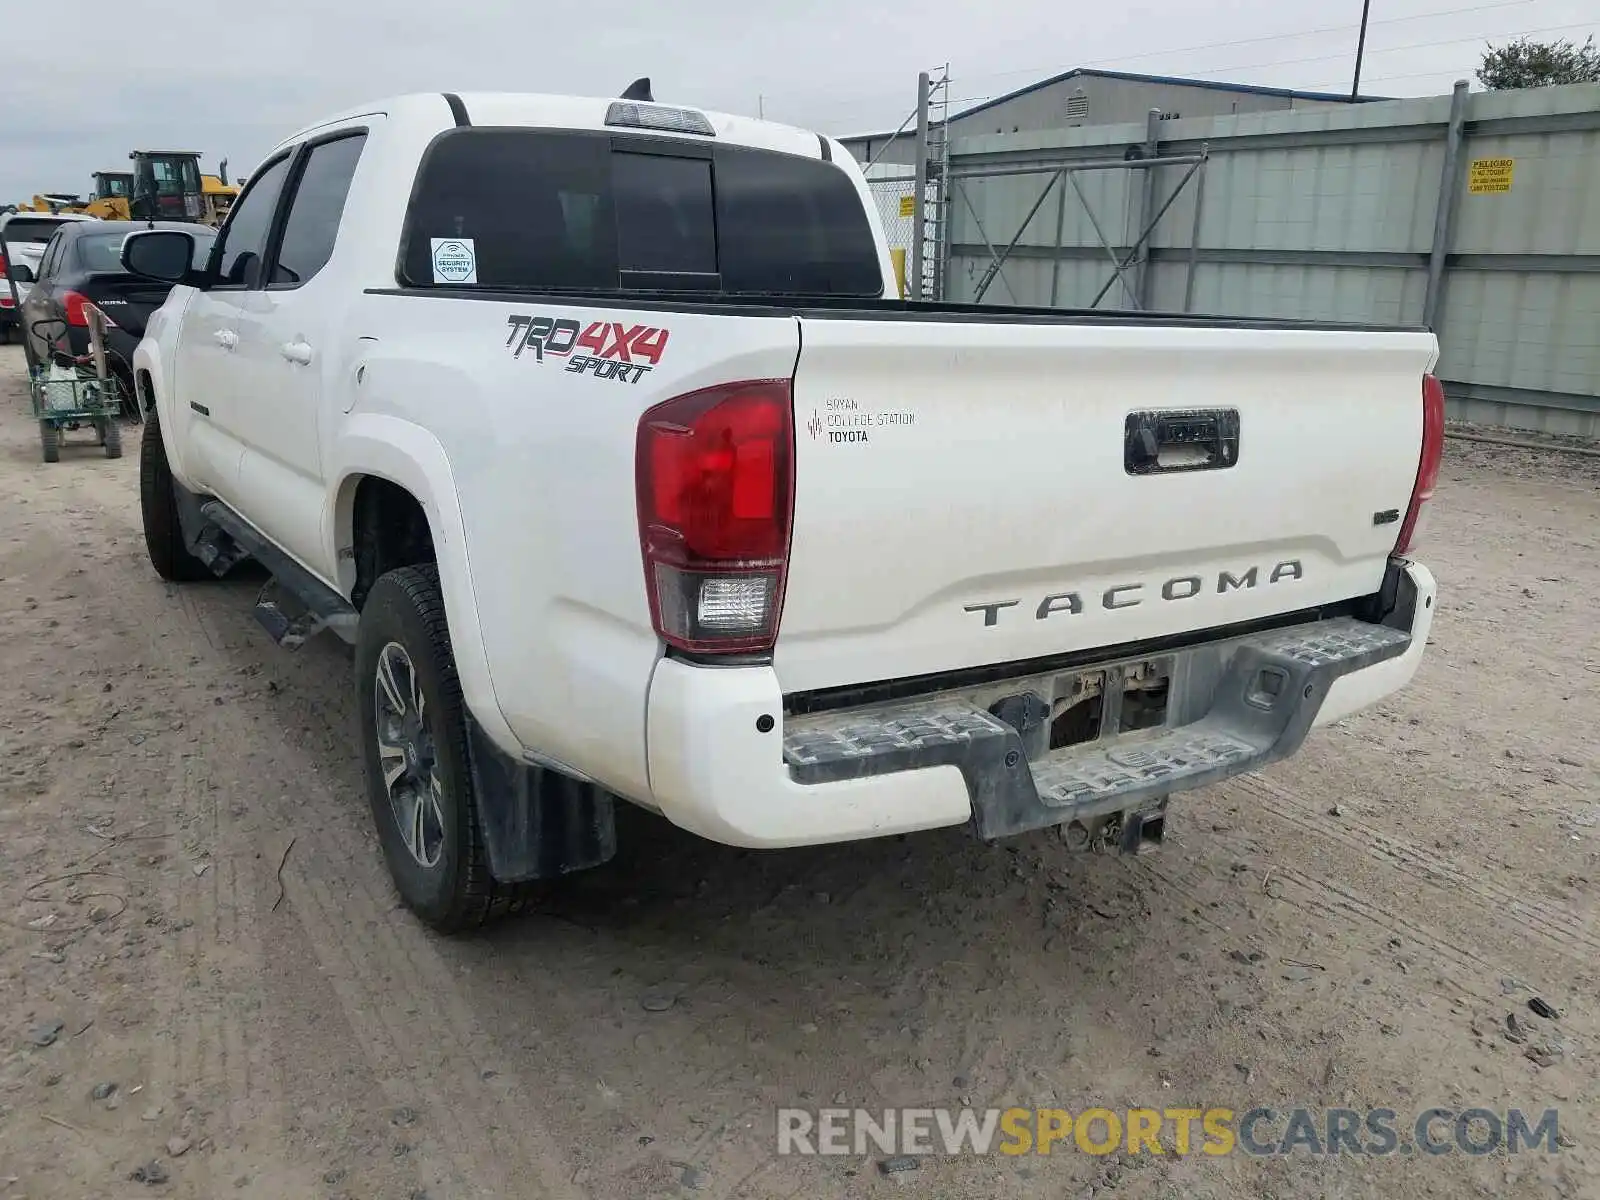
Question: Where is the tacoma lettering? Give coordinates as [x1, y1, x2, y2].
[963, 561, 1305, 626]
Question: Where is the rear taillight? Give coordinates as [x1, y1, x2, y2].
[1396, 373, 1445, 556]
[636, 380, 794, 654]
[0, 254, 9, 276]
[62, 291, 115, 329]
[63, 291, 90, 327]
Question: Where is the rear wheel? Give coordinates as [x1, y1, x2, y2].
[39, 421, 58, 463]
[356, 565, 530, 933]
[139, 418, 207, 581]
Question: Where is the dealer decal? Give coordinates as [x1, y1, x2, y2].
[504, 315, 669, 384]
[807, 396, 916, 445]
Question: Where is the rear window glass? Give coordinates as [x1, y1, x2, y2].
[613, 152, 715, 277]
[399, 129, 882, 297]
[1, 218, 73, 244]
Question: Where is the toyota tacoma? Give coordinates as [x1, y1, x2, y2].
[121, 85, 1442, 932]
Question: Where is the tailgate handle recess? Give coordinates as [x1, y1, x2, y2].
[1125, 408, 1240, 475]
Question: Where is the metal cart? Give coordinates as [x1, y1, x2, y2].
[27, 315, 123, 462]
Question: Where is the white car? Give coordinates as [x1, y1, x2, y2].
[0, 211, 96, 340]
[120, 87, 1441, 933]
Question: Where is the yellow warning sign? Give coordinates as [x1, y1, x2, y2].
[898, 195, 915, 217]
[1468, 157, 1514, 195]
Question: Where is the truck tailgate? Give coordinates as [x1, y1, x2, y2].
[775, 318, 1438, 695]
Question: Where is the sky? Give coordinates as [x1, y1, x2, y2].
[2, 0, 1596, 202]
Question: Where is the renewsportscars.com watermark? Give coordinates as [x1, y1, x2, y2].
[777, 1106, 1563, 1158]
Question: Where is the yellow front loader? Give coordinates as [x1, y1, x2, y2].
[85, 152, 236, 227]
[79, 171, 135, 219]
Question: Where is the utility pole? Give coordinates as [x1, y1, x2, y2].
[910, 71, 931, 302]
[1350, 0, 1373, 100]
[757, 94, 765, 119]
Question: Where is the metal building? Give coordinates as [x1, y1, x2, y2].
[841, 68, 1387, 166]
[863, 77, 1600, 437]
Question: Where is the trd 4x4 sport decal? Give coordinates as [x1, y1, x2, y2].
[504, 315, 670, 384]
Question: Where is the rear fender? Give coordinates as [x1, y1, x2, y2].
[330, 413, 515, 756]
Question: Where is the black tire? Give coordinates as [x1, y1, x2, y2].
[103, 418, 122, 459]
[139, 417, 208, 581]
[355, 565, 530, 933]
[40, 421, 59, 463]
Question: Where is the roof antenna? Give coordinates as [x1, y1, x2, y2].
[620, 77, 653, 102]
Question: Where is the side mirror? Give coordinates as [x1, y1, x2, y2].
[9, 264, 34, 283]
[121, 229, 197, 285]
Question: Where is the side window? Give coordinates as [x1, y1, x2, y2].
[212, 153, 293, 289]
[271, 133, 367, 287]
[37, 233, 64, 280]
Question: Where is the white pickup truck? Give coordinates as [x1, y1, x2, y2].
[122, 86, 1442, 933]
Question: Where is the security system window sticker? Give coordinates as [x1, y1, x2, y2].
[430, 237, 477, 284]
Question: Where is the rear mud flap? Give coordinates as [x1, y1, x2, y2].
[465, 715, 618, 883]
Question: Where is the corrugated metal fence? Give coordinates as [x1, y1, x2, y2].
[937, 82, 1600, 436]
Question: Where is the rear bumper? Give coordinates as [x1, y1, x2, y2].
[645, 561, 1435, 849]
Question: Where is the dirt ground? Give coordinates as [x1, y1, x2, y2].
[0, 343, 1596, 1200]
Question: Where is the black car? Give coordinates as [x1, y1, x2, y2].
[20, 220, 214, 412]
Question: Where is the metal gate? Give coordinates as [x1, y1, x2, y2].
[948, 139, 1211, 312]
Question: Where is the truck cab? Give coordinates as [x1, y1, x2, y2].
[129, 150, 206, 223]
[92, 171, 134, 203]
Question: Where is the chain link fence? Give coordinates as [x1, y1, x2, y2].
[865, 171, 916, 297]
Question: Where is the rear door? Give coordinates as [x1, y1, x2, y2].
[18, 231, 65, 360]
[775, 317, 1438, 694]
[227, 128, 368, 575]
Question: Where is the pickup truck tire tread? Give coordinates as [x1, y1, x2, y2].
[356, 565, 532, 932]
[139, 417, 209, 581]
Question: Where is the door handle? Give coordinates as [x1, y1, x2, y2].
[1124, 408, 1241, 475]
[213, 329, 238, 350]
[281, 340, 313, 366]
